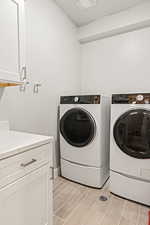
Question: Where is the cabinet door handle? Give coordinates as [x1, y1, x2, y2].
[21, 159, 37, 168]
[50, 166, 55, 180]
[20, 66, 27, 81]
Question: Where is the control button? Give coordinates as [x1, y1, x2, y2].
[144, 99, 149, 104]
[136, 95, 144, 101]
[74, 97, 79, 102]
[132, 101, 136, 104]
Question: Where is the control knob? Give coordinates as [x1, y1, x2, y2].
[74, 97, 79, 102]
[136, 95, 144, 101]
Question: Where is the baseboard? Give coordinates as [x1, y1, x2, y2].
[54, 167, 60, 179]
[103, 178, 110, 189]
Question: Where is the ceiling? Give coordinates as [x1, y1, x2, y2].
[55, 0, 147, 26]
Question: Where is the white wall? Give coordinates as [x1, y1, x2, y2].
[0, 0, 81, 168]
[81, 26, 150, 95]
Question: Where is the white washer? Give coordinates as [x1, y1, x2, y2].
[59, 95, 110, 188]
[110, 93, 150, 206]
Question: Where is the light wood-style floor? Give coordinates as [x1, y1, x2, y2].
[54, 177, 149, 225]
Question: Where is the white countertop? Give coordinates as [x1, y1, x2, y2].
[0, 130, 53, 160]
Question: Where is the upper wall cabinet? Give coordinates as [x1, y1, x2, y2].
[0, 0, 25, 86]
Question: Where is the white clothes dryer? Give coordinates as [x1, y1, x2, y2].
[110, 93, 150, 206]
[59, 95, 110, 188]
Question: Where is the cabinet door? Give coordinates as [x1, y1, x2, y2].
[0, 165, 53, 225]
[0, 0, 25, 82]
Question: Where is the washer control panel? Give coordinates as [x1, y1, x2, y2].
[60, 95, 101, 104]
[112, 94, 150, 104]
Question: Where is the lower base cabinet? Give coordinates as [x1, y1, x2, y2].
[0, 164, 52, 225]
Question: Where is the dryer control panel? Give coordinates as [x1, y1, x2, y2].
[112, 94, 150, 104]
[60, 95, 101, 104]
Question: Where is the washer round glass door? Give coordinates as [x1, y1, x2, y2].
[60, 108, 96, 147]
[114, 109, 150, 159]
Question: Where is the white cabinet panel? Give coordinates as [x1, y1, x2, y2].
[0, 165, 51, 225]
[0, 0, 25, 83]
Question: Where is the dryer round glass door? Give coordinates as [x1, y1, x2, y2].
[113, 109, 150, 159]
[60, 108, 96, 147]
